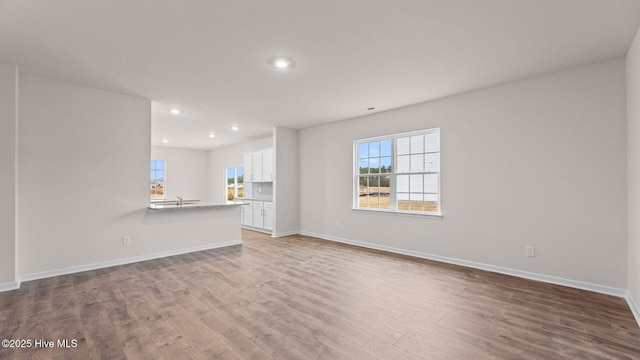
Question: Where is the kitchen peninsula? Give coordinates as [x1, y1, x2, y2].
[143, 200, 243, 258]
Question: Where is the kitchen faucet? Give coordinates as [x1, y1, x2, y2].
[177, 196, 183, 206]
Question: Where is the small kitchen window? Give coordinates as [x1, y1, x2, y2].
[150, 160, 165, 200]
[226, 167, 244, 202]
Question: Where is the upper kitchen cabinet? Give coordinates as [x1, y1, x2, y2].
[263, 149, 272, 182]
[253, 151, 263, 181]
[244, 149, 272, 182]
[243, 152, 253, 181]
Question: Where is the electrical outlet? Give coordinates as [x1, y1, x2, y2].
[525, 246, 535, 257]
[122, 236, 131, 245]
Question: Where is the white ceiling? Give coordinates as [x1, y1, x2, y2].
[2, 0, 640, 150]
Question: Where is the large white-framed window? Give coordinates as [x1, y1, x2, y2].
[150, 159, 166, 200]
[226, 166, 244, 202]
[354, 128, 441, 215]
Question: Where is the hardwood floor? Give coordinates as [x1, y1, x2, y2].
[1, 229, 639, 359]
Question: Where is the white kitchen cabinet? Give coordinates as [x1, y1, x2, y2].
[252, 201, 264, 229]
[263, 201, 273, 231]
[241, 200, 272, 233]
[253, 152, 263, 181]
[241, 148, 273, 233]
[241, 201, 252, 227]
[243, 153, 253, 182]
[263, 149, 273, 182]
[243, 149, 272, 182]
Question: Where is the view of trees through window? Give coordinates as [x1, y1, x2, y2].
[356, 129, 440, 214]
[358, 139, 392, 209]
[226, 167, 244, 201]
[150, 160, 165, 200]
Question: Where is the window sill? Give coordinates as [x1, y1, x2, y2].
[351, 208, 443, 219]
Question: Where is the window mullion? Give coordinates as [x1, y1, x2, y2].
[390, 137, 397, 210]
[233, 168, 237, 199]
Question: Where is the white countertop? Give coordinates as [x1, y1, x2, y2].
[148, 202, 243, 210]
[242, 197, 273, 201]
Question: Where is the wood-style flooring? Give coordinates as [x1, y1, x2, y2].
[1, 229, 639, 359]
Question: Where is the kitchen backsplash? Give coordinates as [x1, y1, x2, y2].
[248, 182, 273, 200]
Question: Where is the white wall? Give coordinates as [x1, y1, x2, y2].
[627, 27, 640, 319]
[273, 127, 300, 236]
[151, 146, 209, 201]
[207, 136, 273, 203]
[17, 73, 151, 275]
[17, 74, 240, 278]
[0, 63, 17, 287]
[300, 59, 628, 291]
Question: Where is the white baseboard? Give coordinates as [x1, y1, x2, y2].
[272, 230, 300, 238]
[627, 293, 640, 328]
[299, 231, 627, 298]
[0, 281, 20, 292]
[241, 226, 273, 235]
[16, 240, 242, 285]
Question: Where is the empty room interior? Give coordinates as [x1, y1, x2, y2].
[3, 0, 640, 359]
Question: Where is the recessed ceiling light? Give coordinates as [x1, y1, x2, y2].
[170, 108, 181, 115]
[161, 138, 169, 143]
[209, 132, 215, 138]
[231, 126, 239, 131]
[271, 57, 293, 69]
